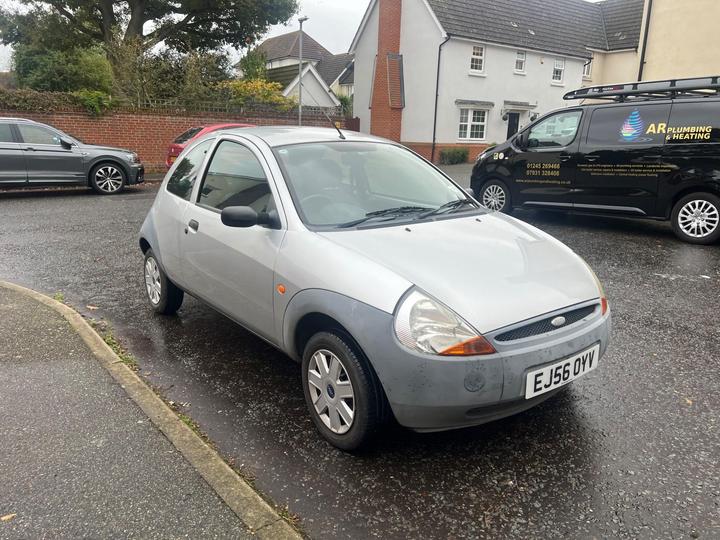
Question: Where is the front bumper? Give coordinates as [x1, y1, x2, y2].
[129, 163, 145, 184]
[363, 300, 611, 432]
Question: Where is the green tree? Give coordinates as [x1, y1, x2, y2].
[238, 49, 267, 80]
[13, 44, 113, 93]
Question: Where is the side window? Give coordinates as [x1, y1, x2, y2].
[17, 124, 61, 145]
[166, 139, 213, 200]
[586, 104, 670, 148]
[0, 124, 14, 143]
[665, 102, 720, 145]
[198, 140, 275, 213]
[528, 110, 582, 148]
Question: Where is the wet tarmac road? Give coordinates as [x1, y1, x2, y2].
[1, 184, 718, 539]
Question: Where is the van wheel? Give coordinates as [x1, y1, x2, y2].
[671, 193, 720, 245]
[302, 331, 383, 451]
[143, 249, 184, 314]
[480, 180, 512, 213]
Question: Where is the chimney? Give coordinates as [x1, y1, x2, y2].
[370, 0, 404, 141]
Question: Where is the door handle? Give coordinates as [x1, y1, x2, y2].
[584, 155, 599, 162]
[559, 154, 572, 162]
[185, 219, 199, 234]
[24, 146, 36, 151]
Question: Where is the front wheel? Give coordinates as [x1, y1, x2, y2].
[479, 179, 512, 213]
[302, 331, 384, 451]
[90, 163, 126, 195]
[143, 249, 184, 315]
[671, 193, 720, 245]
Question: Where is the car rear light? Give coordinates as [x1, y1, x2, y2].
[601, 297, 608, 316]
[439, 336, 496, 356]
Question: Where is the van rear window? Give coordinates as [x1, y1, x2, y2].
[666, 102, 720, 144]
[174, 127, 203, 144]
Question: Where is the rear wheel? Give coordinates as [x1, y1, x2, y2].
[143, 249, 184, 314]
[479, 179, 512, 213]
[90, 163, 126, 195]
[671, 192, 720, 245]
[302, 331, 384, 450]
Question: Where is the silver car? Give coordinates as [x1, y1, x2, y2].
[139, 127, 611, 450]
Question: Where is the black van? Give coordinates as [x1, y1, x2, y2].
[471, 76, 720, 244]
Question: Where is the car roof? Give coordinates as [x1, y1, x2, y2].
[0, 118, 39, 124]
[221, 126, 392, 147]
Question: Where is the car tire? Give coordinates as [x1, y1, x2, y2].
[302, 331, 384, 451]
[143, 249, 184, 315]
[479, 179, 512, 213]
[671, 192, 720, 245]
[90, 163, 126, 195]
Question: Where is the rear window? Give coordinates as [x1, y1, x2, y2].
[666, 102, 720, 145]
[174, 127, 203, 144]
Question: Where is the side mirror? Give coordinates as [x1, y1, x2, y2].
[59, 137, 73, 150]
[527, 138, 539, 149]
[221, 206, 280, 229]
[515, 132, 527, 149]
[465, 187, 475, 198]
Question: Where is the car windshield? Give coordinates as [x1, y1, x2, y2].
[174, 127, 203, 144]
[274, 142, 475, 228]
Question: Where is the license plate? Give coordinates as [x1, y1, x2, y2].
[525, 344, 600, 399]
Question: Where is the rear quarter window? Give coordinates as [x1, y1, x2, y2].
[0, 123, 14, 143]
[665, 102, 720, 145]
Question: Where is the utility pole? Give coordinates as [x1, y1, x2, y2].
[298, 16, 308, 126]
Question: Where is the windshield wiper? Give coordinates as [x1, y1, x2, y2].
[418, 199, 477, 219]
[336, 206, 429, 228]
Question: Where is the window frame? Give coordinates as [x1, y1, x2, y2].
[458, 108, 489, 141]
[525, 109, 583, 150]
[469, 45, 485, 74]
[164, 137, 215, 201]
[514, 51, 526, 74]
[582, 58, 593, 79]
[192, 136, 285, 228]
[16, 122, 66, 147]
[551, 58, 565, 84]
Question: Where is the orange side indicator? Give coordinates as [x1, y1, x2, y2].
[276, 284, 286, 295]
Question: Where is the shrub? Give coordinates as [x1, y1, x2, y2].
[216, 79, 296, 110]
[72, 90, 113, 116]
[439, 147, 469, 165]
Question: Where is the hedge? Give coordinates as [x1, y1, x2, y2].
[439, 147, 469, 165]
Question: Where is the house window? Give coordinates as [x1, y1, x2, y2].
[470, 46, 484, 72]
[458, 109, 487, 140]
[582, 58, 592, 78]
[515, 51, 526, 73]
[552, 58, 565, 82]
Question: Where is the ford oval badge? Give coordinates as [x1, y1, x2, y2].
[551, 316, 566, 328]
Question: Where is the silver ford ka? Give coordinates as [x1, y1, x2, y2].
[139, 126, 611, 450]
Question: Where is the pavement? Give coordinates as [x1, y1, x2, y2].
[0, 180, 719, 539]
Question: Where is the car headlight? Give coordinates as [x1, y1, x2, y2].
[394, 289, 496, 356]
[125, 152, 139, 163]
[584, 262, 609, 315]
[476, 150, 489, 162]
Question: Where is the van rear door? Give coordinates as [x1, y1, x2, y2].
[573, 103, 671, 217]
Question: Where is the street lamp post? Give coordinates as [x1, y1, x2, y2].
[298, 16, 308, 126]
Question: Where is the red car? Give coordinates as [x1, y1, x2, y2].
[166, 123, 255, 167]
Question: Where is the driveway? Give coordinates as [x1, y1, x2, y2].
[0, 184, 718, 539]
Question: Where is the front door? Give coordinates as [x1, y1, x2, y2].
[0, 123, 27, 185]
[573, 103, 672, 216]
[506, 112, 520, 139]
[510, 109, 583, 209]
[17, 123, 85, 184]
[181, 138, 285, 343]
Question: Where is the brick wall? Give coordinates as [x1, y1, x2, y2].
[370, 0, 403, 141]
[0, 108, 340, 172]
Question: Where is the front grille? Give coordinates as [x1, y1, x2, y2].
[495, 305, 597, 342]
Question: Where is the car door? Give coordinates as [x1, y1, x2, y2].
[152, 138, 215, 286]
[511, 109, 583, 209]
[181, 138, 285, 343]
[17, 123, 85, 184]
[573, 102, 672, 216]
[0, 123, 27, 185]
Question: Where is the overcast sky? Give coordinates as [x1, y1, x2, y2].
[0, 1, 369, 71]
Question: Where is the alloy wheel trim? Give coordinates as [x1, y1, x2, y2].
[307, 348, 355, 435]
[144, 257, 161, 305]
[95, 166, 124, 193]
[678, 199, 719, 238]
[482, 184, 506, 211]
